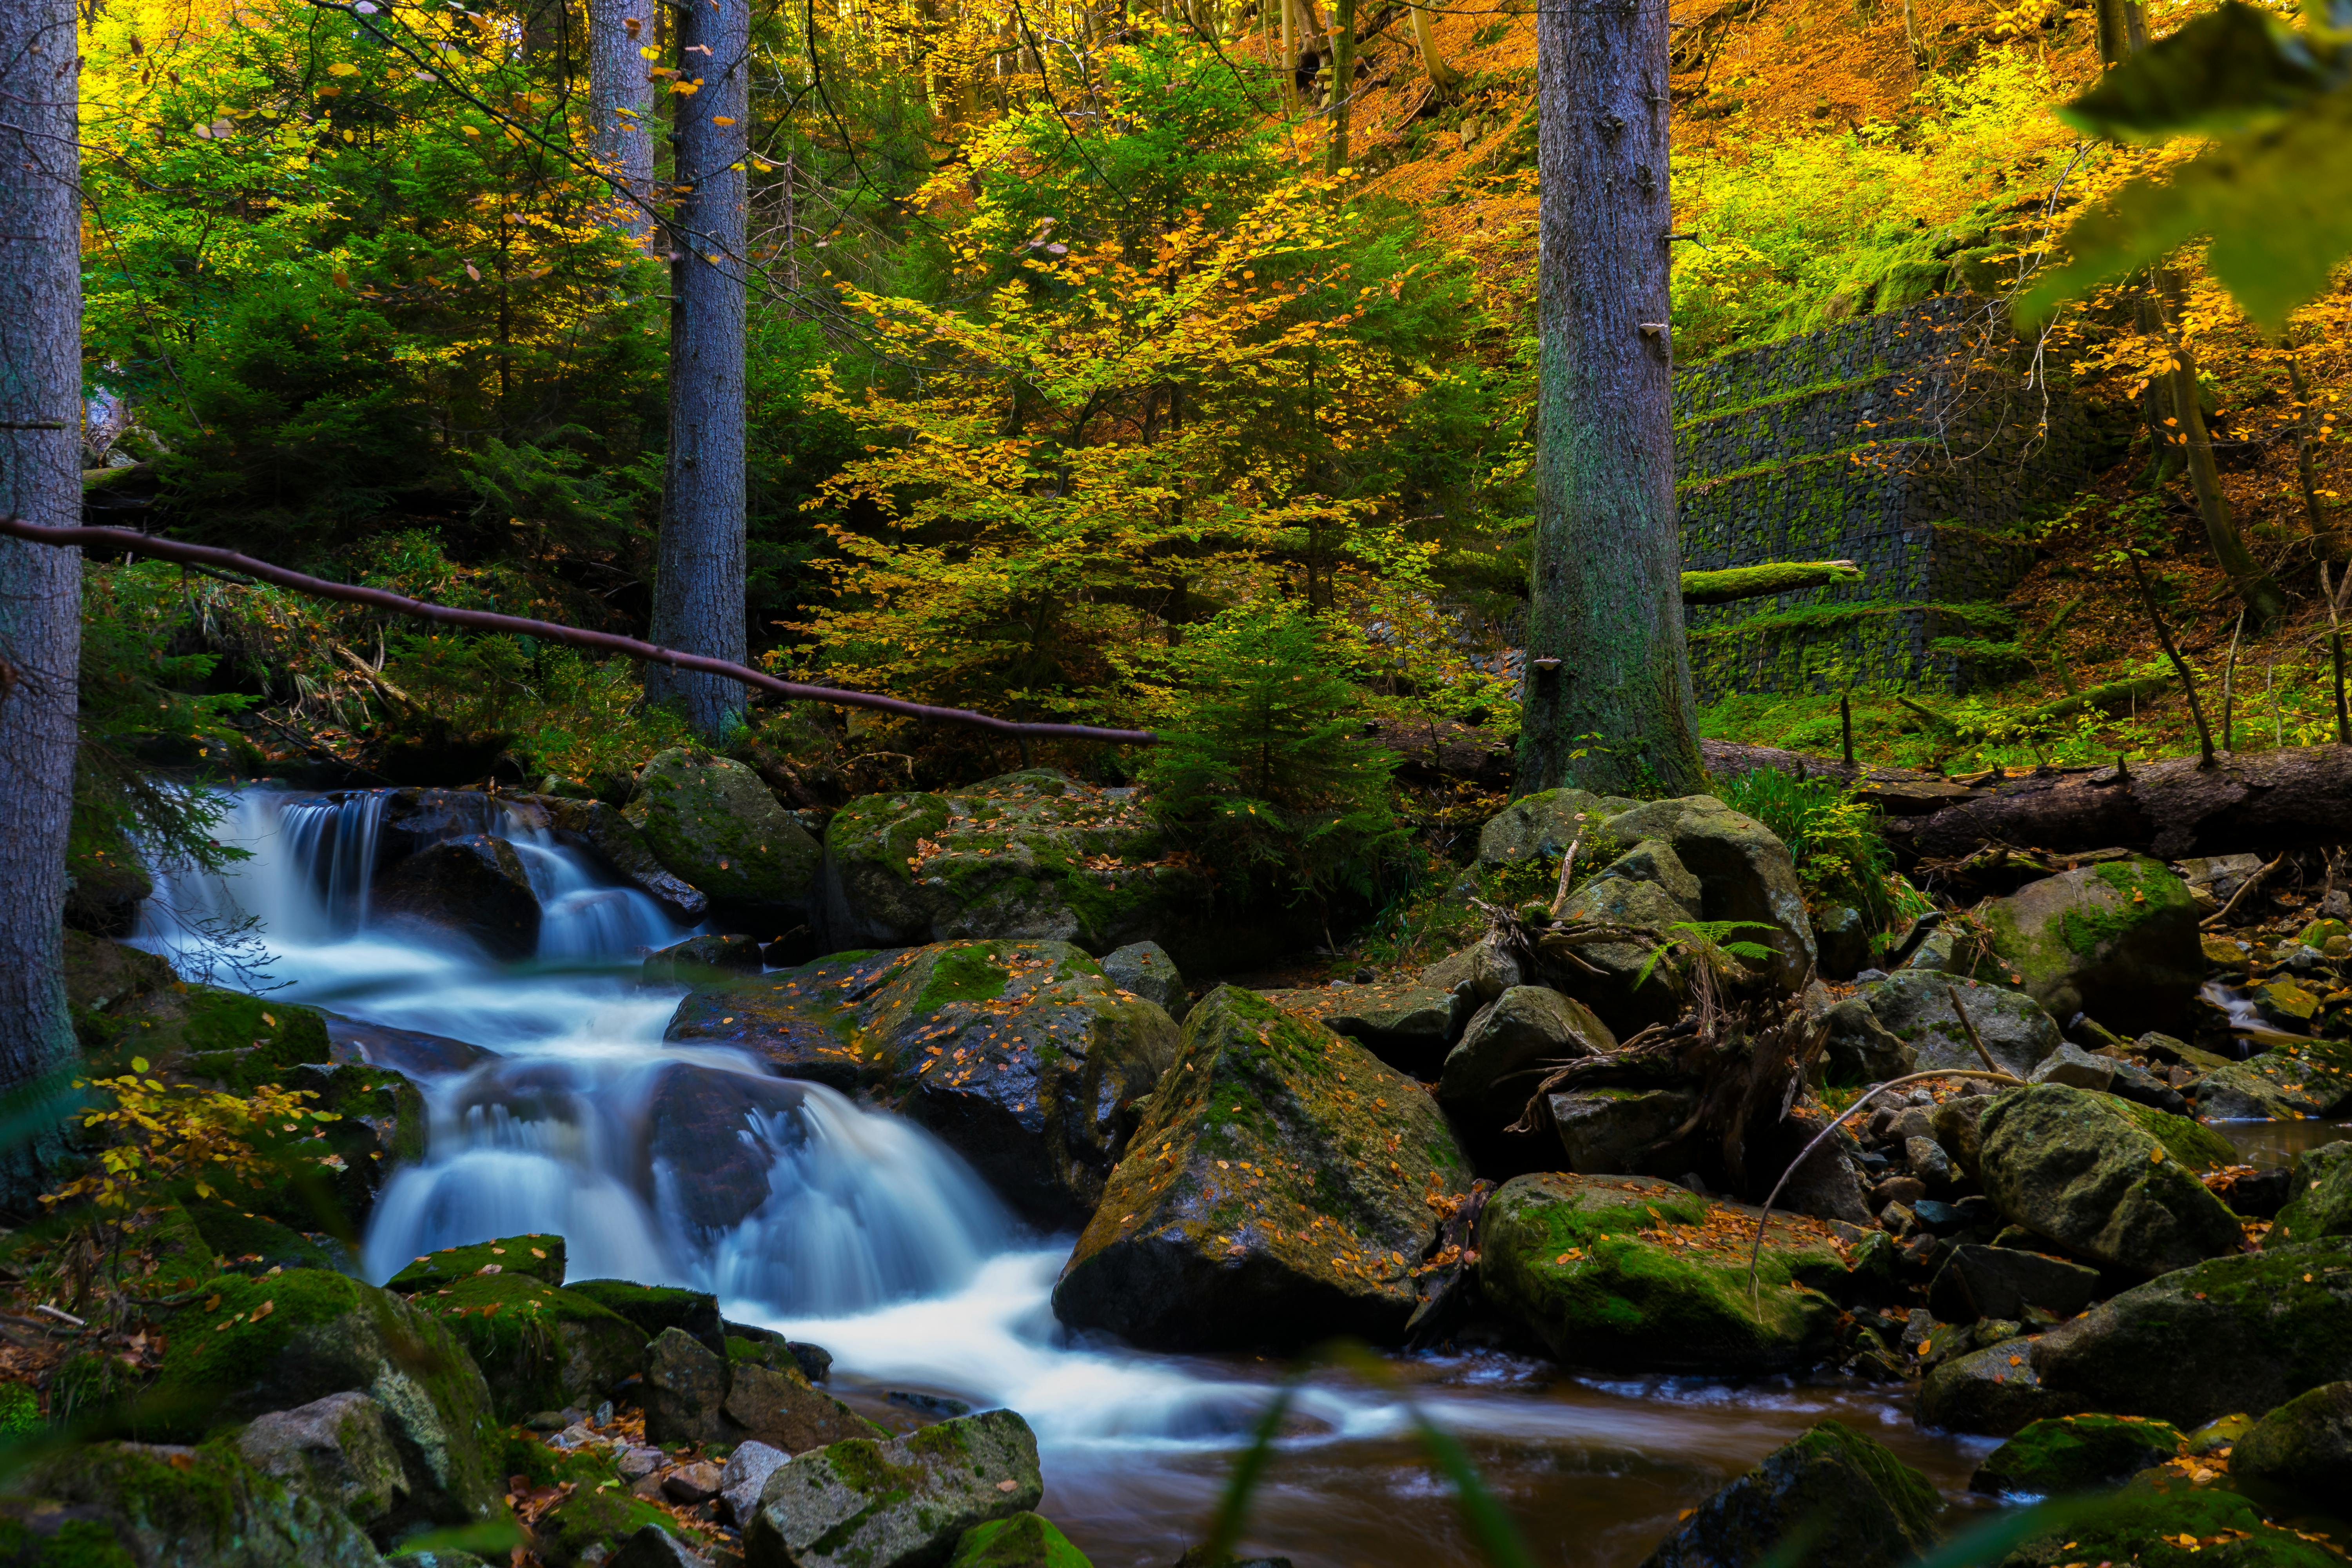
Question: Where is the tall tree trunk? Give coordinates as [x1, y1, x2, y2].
[1324, 0, 1354, 172]
[2094, 0, 2146, 63]
[1519, 0, 1704, 798]
[2151, 273, 2287, 628]
[0, 0, 84, 1208]
[646, 0, 751, 741]
[588, 0, 655, 241]
[2285, 336, 2335, 553]
[1408, 1, 1459, 92]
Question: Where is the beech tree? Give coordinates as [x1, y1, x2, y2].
[645, 0, 753, 740]
[0, 0, 83, 1203]
[1517, 0, 1705, 797]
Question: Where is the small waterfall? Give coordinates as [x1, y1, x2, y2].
[498, 816, 681, 960]
[279, 792, 387, 932]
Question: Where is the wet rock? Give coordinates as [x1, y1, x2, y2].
[948, 1512, 1094, 1568]
[523, 794, 709, 924]
[565, 1281, 724, 1356]
[1977, 1085, 2242, 1276]
[2273, 1142, 2352, 1245]
[642, 1064, 817, 1234]
[610, 1525, 715, 1568]
[325, 1015, 497, 1078]
[719, 1441, 789, 1526]
[1637, 1418, 1942, 1568]
[822, 770, 1220, 967]
[628, 748, 821, 932]
[1822, 996, 1916, 1087]
[1979, 858, 2202, 1039]
[149, 1270, 502, 1522]
[1927, 1244, 2100, 1323]
[1916, 1336, 2074, 1435]
[1855, 971, 2062, 1078]
[1969, 1412, 2185, 1494]
[405, 1271, 646, 1422]
[1989, 1476, 2343, 1568]
[1601, 795, 1818, 996]
[642, 934, 764, 982]
[644, 1327, 731, 1447]
[1439, 987, 1613, 1133]
[1547, 1087, 1698, 1178]
[1101, 941, 1188, 1020]
[1419, 936, 1524, 1009]
[1477, 1172, 1846, 1373]
[374, 835, 542, 959]
[1052, 985, 1473, 1351]
[2230, 1380, 2352, 1503]
[742, 1408, 1044, 1568]
[1258, 979, 1466, 1076]
[2194, 1040, 2352, 1121]
[2, 1439, 383, 1568]
[391, 1234, 567, 1290]
[720, 1356, 882, 1455]
[236, 1391, 420, 1541]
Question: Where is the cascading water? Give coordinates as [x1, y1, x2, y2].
[132, 786, 1993, 1568]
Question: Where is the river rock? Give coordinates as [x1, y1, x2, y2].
[1977, 1085, 2242, 1276]
[720, 1357, 882, 1455]
[1601, 795, 1817, 995]
[2273, 1142, 2352, 1246]
[373, 834, 542, 960]
[1052, 985, 1472, 1350]
[1978, 857, 2202, 1039]
[1854, 971, 2062, 1078]
[1915, 1336, 2075, 1435]
[1439, 987, 1613, 1133]
[670, 942, 1178, 1227]
[1987, 1475, 2344, 1568]
[1477, 1172, 1846, 1372]
[521, 793, 709, 924]
[643, 934, 764, 982]
[1637, 1418, 1942, 1568]
[742, 1408, 1044, 1568]
[1254, 979, 1466, 1076]
[823, 769, 1221, 965]
[637, 1063, 828, 1234]
[1419, 935, 1525, 1008]
[2, 1439, 384, 1568]
[236, 1391, 419, 1542]
[947, 1512, 1093, 1567]
[1100, 940, 1188, 1020]
[404, 1270, 646, 1421]
[1821, 996, 1916, 1086]
[628, 748, 820, 933]
[644, 1327, 731, 1446]
[1547, 841, 1700, 1033]
[564, 1280, 725, 1354]
[1926, 1243, 2100, 1323]
[2229, 1381, 2352, 1503]
[325, 1015, 496, 1078]
[1547, 1087, 1698, 1178]
[2194, 1040, 2352, 1121]
[720, 1440, 790, 1524]
[1969, 1412, 2185, 1494]
[149, 1269, 502, 1521]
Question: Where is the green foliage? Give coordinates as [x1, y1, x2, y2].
[1715, 767, 1899, 928]
[1142, 608, 1406, 910]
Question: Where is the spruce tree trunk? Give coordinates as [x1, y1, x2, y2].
[0, 0, 84, 1207]
[588, 0, 655, 241]
[646, 0, 751, 741]
[1518, 0, 1705, 798]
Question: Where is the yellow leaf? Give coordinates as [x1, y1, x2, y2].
[327, 61, 359, 76]
[131, 1056, 149, 1073]
[252, 1299, 275, 1320]
[712, 115, 735, 125]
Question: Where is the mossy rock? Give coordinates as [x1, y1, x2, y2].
[1971, 1413, 2186, 1494]
[151, 1270, 502, 1521]
[1979, 858, 2202, 1038]
[0, 1437, 382, 1568]
[1638, 1418, 1943, 1568]
[389, 1235, 567, 1291]
[563, 1279, 722, 1353]
[180, 1201, 346, 1277]
[1978, 1085, 2243, 1277]
[1052, 985, 1473, 1350]
[62, 931, 177, 1056]
[742, 1408, 1043, 1568]
[2274, 1142, 2352, 1246]
[626, 748, 820, 930]
[2197, 1038, 2352, 1122]
[406, 1270, 646, 1421]
[532, 1484, 684, 1568]
[822, 771, 1236, 970]
[109, 985, 331, 1090]
[1916, 1336, 2078, 1437]
[1478, 1172, 1847, 1374]
[2231, 1380, 2352, 1504]
[1989, 1472, 2345, 1567]
[949, 1512, 1094, 1568]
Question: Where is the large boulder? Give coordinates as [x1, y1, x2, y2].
[1926, 1243, 2100, 1323]
[563, 1280, 724, 1355]
[1546, 1087, 1698, 1180]
[522, 794, 708, 923]
[1477, 1172, 1846, 1373]
[1637, 1419, 1943, 1568]
[668, 942, 1178, 1227]
[111, 984, 332, 1094]
[2273, 1141, 2352, 1246]
[720, 1350, 880, 1456]
[639, 1065, 822, 1234]
[1969, 1413, 2185, 1495]
[0, 1439, 383, 1568]
[373, 835, 542, 959]
[1548, 842, 1701, 1033]
[1915, 1336, 2076, 1436]
[742, 1408, 1043, 1568]
[1820, 995, 1916, 1087]
[399, 1270, 646, 1421]
[1256, 979, 1467, 1076]
[149, 1270, 502, 1522]
[1099, 940, 1188, 1020]
[1984, 1475, 2344, 1568]
[1460, 788, 1633, 891]
[2230, 1381, 2352, 1503]
[1051, 985, 1473, 1350]
[1601, 796, 1817, 995]
[1977, 1085, 2242, 1276]
[1418, 935, 1524, 1009]
[1853, 971, 2062, 1078]
[628, 748, 821, 932]
[235, 1391, 423, 1544]
[1439, 986, 1614, 1133]
[821, 770, 1221, 967]
[2195, 1039, 2352, 1121]
[1978, 857, 2202, 1037]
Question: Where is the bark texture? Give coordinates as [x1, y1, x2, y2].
[646, 0, 751, 741]
[587, 0, 654, 240]
[1518, 0, 1704, 798]
[0, 0, 84, 1206]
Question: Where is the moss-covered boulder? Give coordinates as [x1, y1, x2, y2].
[1915, 1336, 2076, 1436]
[742, 1408, 1043, 1568]
[1854, 971, 2062, 1079]
[180, 1203, 347, 1277]
[820, 770, 1221, 967]
[1987, 1472, 2343, 1567]
[1969, 1414, 2185, 1494]
[563, 1280, 722, 1354]
[110, 984, 332, 1091]
[0, 1439, 383, 1568]
[1548, 843, 1700, 1034]
[533, 1484, 687, 1568]
[720, 1346, 883, 1455]
[404, 1270, 646, 1421]
[1439, 986, 1613, 1134]
[63, 930, 177, 1056]
[1254, 979, 1466, 1076]
[1637, 1419, 1942, 1568]
[1978, 1085, 2243, 1276]
[151, 1270, 501, 1522]
[2196, 1038, 2352, 1122]
[390, 1235, 566, 1291]
[1477, 1172, 1846, 1374]
[1051, 985, 1472, 1350]
[1980, 858, 2203, 1038]
[2274, 1142, 2352, 1246]
[670, 941, 1179, 1227]
[2230, 1381, 2352, 1503]
[949, 1513, 1093, 1568]
[236, 1390, 420, 1543]
[1601, 796, 1818, 996]
[627, 748, 820, 931]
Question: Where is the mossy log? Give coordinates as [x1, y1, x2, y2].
[1680, 560, 1864, 605]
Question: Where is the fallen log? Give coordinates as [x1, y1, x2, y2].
[1680, 559, 1864, 605]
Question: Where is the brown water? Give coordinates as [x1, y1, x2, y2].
[2214, 1117, 2352, 1168]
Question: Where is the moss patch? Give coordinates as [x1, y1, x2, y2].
[1971, 1414, 2187, 1495]
[390, 1235, 567, 1291]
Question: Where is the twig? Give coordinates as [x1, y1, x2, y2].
[2203, 851, 2288, 929]
[1548, 836, 1583, 919]
[1942, 982, 2004, 1076]
[2123, 552, 2217, 767]
[2221, 609, 2244, 754]
[34, 1303, 86, 1328]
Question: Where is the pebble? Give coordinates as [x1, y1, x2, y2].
[662, 1461, 725, 1504]
[617, 1446, 664, 1479]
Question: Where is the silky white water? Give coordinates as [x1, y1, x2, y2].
[133, 786, 1987, 1567]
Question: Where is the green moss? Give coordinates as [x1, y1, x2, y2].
[826, 793, 951, 885]
[915, 944, 1018, 1012]
[1973, 1414, 2186, 1495]
[157, 1270, 373, 1417]
[0, 1381, 39, 1434]
[564, 1280, 717, 1345]
[2047, 857, 2193, 960]
[2113, 1099, 2238, 1172]
[181, 1201, 343, 1275]
[0, 1516, 139, 1568]
[1996, 1477, 2342, 1567]
[534, 1483, 681, 1568]
[949, 1512, 1094, 1568]
[411, 1272, 643, 1420]
[390, 1235, 566, 1292]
